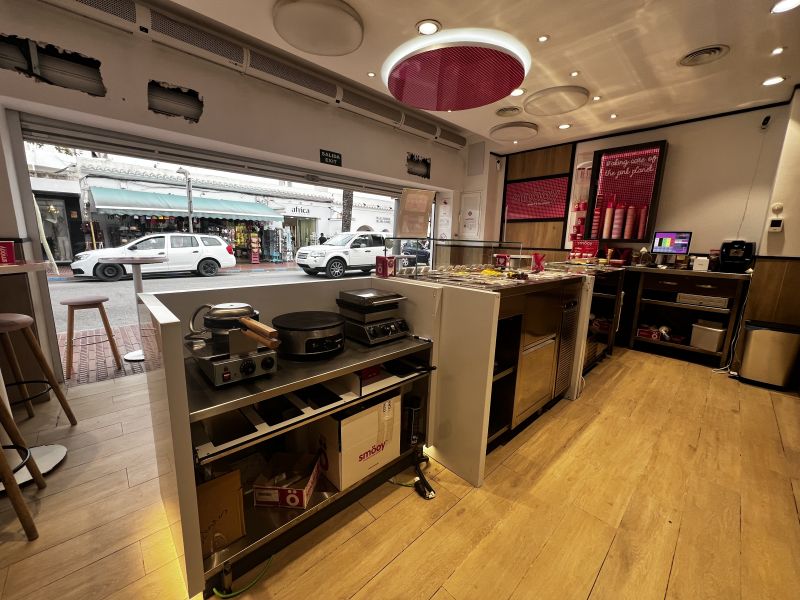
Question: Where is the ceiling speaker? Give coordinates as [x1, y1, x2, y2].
[273, 0, 363, 56]
[489, 122, 538, 142]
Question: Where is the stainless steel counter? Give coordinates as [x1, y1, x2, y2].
[185, 336, 431, 422]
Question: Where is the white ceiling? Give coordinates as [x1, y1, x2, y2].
[159, 0, 800, 153]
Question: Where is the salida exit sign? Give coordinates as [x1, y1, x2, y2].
[320, 149, 342, 166]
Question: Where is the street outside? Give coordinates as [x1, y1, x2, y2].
[47, 266, 370, 332]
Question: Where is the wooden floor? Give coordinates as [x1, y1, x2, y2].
[2, 349, 799, 599]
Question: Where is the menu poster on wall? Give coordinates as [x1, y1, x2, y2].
[435, 196, 453, 239]
[505, 176, 569, 221]
[397, 188, 435, 238]
[588, 140, 668, 241]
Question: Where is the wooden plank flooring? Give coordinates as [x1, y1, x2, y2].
[1, 349, 799, 599]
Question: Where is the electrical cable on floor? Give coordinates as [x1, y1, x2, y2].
[713, 281, 751, 376]
[213, 555, 273, 598]
[389, 477, 418, 488]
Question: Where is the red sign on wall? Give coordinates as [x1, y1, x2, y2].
[505, 176, 569, 221]
[596, 146, 662, 209]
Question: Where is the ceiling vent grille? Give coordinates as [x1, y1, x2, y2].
[248, 51, 338, 102]
[678, 44, 730, 67]
[339, 88, 403, 126]
[495, 106, 521, 118]
[437, 128, 468, 150]
[400, 113, 439, 140]
[75, 0, 135, 22]
[149, 10, 245, 66]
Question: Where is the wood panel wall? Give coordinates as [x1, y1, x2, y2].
[503, 144, 574, 248]
[506, 144, 573, 181]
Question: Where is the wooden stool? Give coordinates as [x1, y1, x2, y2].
[0, 398, 47, 541]
[0, 313, 77, 426]
[61, 295, 122, 379]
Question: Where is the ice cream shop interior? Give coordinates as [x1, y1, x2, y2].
[1, 1, 800, 599]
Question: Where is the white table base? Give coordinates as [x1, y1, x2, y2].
[0, 444, 68, 491]
[124, 349, 145, 362]
[124, 263, 146, 362]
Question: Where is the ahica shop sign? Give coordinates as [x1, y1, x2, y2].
[320, 149, 342, 167]
[291, 206, 311, 214]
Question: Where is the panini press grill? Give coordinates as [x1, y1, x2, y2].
[337, 288, 410, 346]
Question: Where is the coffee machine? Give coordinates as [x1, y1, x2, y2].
[719, 240, 755, 273]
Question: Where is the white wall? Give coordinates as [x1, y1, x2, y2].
[574, 105, 789, 254]
[0, 0, 465, 195]
[761, 90, 800, 257]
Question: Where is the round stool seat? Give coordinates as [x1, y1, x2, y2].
[0, 313, 34, 333]
[60, 295, 109, 307]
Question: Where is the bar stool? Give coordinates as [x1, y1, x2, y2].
[0, 313, 77, 426]
[61, 295, 122, 379]
[0, 398, 47, 541]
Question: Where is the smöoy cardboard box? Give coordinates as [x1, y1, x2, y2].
[309, 391, 401, 491]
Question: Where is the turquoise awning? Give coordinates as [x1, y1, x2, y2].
[89, 187, 283, 222]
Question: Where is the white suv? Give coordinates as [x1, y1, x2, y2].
[296, 232, 389, 278]
[70, 233, 237, 281]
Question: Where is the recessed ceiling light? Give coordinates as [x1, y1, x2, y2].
[513, 140, 519, 144]
[763, 75, 787, 86]
[447, 109, 452, 112]
[558, 123, 571, 129]
[772, 47, 786, 55]
[592, 95, 601, 101]
[510, 88, 525, 97]
[772, 0, 800, 14]
[610, 113, 618, 119]
[416, 19, 441, 35]
[538, 35, 550, 43]
[570, 71, 579, 77]
[367, 71, 375, 77]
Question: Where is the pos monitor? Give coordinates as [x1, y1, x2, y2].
[651, 231, 692, 255]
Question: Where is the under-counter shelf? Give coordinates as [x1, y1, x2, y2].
[640, 298, 730, 315]
[633, 336, 722, 357]
[192, 368, 430, 464]
[186, 337, 432, 422]
[203, 451, 415, 578]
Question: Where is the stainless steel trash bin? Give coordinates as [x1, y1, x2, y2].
[740, 321, 800, 387]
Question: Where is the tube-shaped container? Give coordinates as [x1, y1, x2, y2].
[602, 196, 615, 239]
[624, 205, 636, 239]
[611, 204, 625, 239]
[637, 206, 648, 239]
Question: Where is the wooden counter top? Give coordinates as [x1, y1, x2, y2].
[0, 261, 50, 275]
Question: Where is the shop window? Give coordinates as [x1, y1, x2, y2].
[130, 236, 165, 251]
[171, 235, 199, 248]
[201, 236, 222, 246]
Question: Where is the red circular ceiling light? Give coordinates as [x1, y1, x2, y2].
[382, 29, 531, 112]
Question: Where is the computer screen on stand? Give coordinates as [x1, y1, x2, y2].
[652, 231, 692, 255]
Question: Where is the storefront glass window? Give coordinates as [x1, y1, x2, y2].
[37, 199, 72, 261]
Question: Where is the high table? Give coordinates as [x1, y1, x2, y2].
[0, 261, 67, 489]
[98, 256, 168, 362]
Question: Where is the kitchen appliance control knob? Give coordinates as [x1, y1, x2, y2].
[381, 324, 392, 335]
[240, 358, 256, 376]
[261, 356, 274, 371]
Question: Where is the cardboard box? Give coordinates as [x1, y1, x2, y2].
[197, 470, 246, 558]
[253, 453, 321, 510]
[309, 392, 401, 491]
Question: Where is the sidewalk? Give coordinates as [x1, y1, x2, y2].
[58, 324, 162, 386]
[48, 261, 299, 280]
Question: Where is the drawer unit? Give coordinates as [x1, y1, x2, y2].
[512, 337, 556, 428]
[686, 278, 739, 298]
[642, 273, 683, 292]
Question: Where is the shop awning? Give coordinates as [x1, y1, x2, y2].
[89, 187, 283, 221]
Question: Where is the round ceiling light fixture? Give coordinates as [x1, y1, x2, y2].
[772, 0, 800, 13]
[416, 19, 441, 35]
[490, 122, 539, 142]
[592, 95, 602, 101]
[510, 88, 526, 97]
[538, 35, 550, 43]
[763, 75, 786, 86]
[273, 0, 364, 56]
[570, 70, 580, 77]
[382, 28, 531, 111]
[523, 86, 590, 116]
[772, 47, 786, 55]
[558, 123, 571, 129]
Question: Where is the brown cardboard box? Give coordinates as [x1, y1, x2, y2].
[197, 470, 246, 558]
[253, 453, 322, 509]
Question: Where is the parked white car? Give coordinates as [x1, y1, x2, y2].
[70, 233, 236, 281]
[296, 232, 389, 278]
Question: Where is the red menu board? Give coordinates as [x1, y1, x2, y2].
[505, 176, 568, 221]
[589, 141, 667, 241]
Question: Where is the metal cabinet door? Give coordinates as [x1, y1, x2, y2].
[513, 337, 556, 428]
[522, 292, 561, 348]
